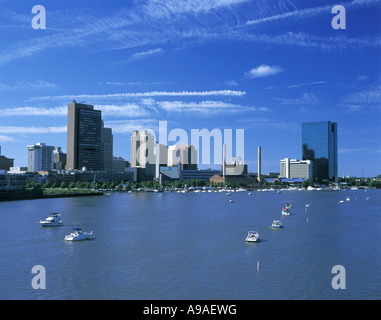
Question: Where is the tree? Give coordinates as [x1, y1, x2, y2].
[60, 181, 67, 189]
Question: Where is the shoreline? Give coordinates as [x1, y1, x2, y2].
[0, 189, 103, 202]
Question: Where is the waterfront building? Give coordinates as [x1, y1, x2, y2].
[66, 102, 102, 171]
[280, 158, 313, 180]
[112, 156, 126, 172]
[302, 121, 338, 182]
[27, 142, 54, 172]
[131, 130, 155, 168]
[0, 147, 14, 171]
[53, 147, 67, 170]
[101, 122, 113, 171]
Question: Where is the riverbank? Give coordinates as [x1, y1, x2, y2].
[0, 188, 103, 202]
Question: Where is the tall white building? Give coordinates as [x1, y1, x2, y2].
[131, 130, 155, 168]
[27, 143, 54, 172]
[280, 158, 313, 180]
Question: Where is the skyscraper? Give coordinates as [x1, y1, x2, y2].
[302, 121, 338, 182]
[101, 121, 113, 171]
[27, 142, 54, 172]
[131, 130, 155, 168]
[66, 102, 102, 171]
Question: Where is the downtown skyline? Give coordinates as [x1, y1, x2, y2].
[0, 0, 380, 177]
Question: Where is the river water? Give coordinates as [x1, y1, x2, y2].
[0, 189, 380, 300]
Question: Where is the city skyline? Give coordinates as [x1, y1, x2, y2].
[0, 0, 380, 177]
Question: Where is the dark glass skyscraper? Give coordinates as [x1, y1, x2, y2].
[302, 121, 338, 182]
[66, 102, 102, 171]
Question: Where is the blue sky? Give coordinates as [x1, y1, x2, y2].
[0, 0, 380, 177]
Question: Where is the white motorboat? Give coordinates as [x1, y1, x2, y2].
[64, 228, 93, 241]
[229, 199, 234, 203]
[40, 213, 63, 227]
[305, 203, 311, 207]
[346, 197, 350, 202]
[271, 220, 282, 228]
[246, 231, 259, 242]
[282, 208, 290, 216]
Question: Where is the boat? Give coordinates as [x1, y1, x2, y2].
[285, 203, 292, 209]
[305, 203, 311, 207]
[246, 231, 259, 242]
[282, 208, 290, 216]
[64, 228, 93, 241]
[346, 197, 350, 202]
[40, 213, 63, 227]
[229, 199, 234, 203]
[271, 220, 282, 228]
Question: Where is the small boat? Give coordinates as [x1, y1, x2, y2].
[271, 220, 282, 228]
[40, 213, 63, 227]
[229, 199, 234, 203]
[282, 208, 290, 216]
[246, 231, 259, 242]
[346, 197, 350, 202]
[305, 203, 311, 207]
[64, 228, 93, 241]
[285, 203, 292, 209]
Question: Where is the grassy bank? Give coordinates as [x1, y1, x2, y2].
[0, 188, 103, 202]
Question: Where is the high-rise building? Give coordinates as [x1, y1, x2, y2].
[53, 147, 67, 170]
[302, 121, 338, 182]
[101, 121, 113, 171]
[27, 142, 54, 172]
[131, 130, 155, 168]
[280, 158, 313, 179]
[66, 102, 102, 171]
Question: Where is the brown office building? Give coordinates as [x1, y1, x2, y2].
[66, 102, 102, 171]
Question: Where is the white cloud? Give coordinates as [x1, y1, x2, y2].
[29, 90, 246, 102]
[288, 81, 327, 88]
[128, 48, 164, 62]
[104, 119, 158, 134]
[157, 100, 270, 115]
[0, 135, 16, 142]
[0, 80, 56, 90]
[245, 65, 284, 79]
[273, 93, 319, 105]
[0, 126, 67, 134]
[0, 106, 66, 116]
[245, 0, 381, 27]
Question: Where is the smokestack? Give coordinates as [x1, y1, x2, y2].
[223, 144, 226, 177]
[258, 146, 261, 183]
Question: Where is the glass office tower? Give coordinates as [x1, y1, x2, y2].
[302, 121, 338, 182]
[66, 102, 102, 171]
